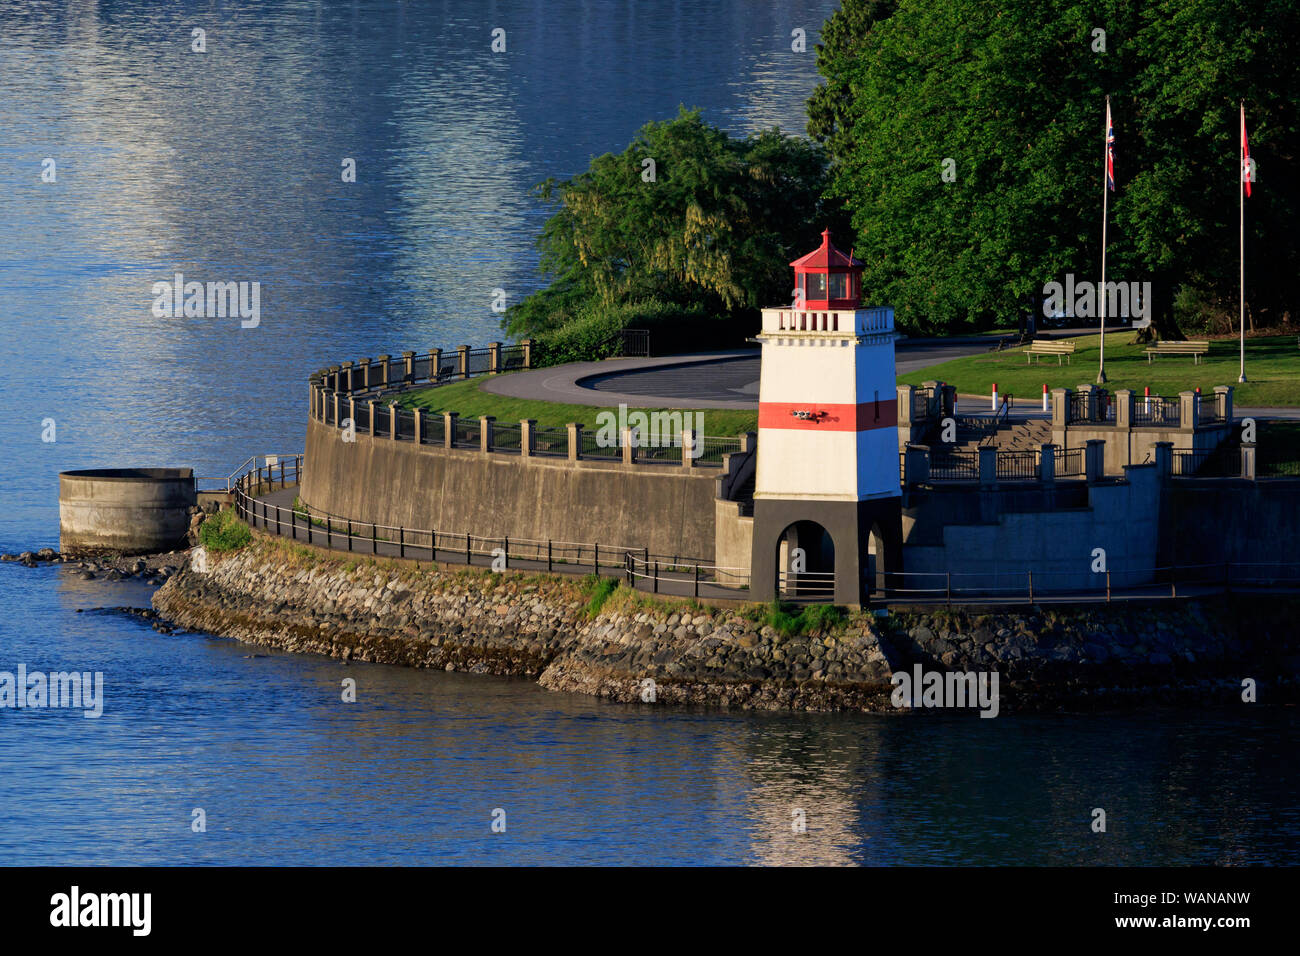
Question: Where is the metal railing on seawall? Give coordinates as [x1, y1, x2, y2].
[231, 459, 750, 599]
[228, 458, 1300, 607]
[308, 342, 750, 470]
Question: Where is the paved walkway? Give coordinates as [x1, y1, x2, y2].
[480, 338, 1004, 410]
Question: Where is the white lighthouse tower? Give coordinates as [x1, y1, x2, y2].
[749, 229, 901, 607]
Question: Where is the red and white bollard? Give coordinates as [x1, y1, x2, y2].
[991, 382, 999, 411]
[1042, 383, 1048, 412]
[1144, 385, 1151, 413]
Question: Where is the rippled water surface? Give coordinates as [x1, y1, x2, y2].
[1, 0, 1297, 865]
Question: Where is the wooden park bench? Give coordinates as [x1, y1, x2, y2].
[1144, 339, 1210, 364]
[1022, 340, 1076, 365]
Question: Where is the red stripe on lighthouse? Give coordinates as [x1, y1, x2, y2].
[759, 400, 898, 432]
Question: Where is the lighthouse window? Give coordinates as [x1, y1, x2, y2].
[805, 272, 827, 300]
[829, 272, 849, 300]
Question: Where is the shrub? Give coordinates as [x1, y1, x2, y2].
[581, 574, 620, 617]
[198, 508, 252, 553]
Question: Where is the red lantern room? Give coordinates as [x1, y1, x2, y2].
[791, 229, 863, 310]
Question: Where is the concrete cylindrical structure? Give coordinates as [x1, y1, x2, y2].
[59, 468, 196, 555]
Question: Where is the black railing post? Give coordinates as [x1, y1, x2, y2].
[326, 515, 331, 546]
[1028, 571, 1033, 603]
[371, 523, 376, 555]
[694, 563, 700, 598]
[466, 533, 472, 565]
[594, 543, 599, 575]
[547, 540, 552, 573]
[347, 519, 352, 552]
[399, 527, 404, 559]
[503, 536, 509, 569]
[653, 562, 659, 594]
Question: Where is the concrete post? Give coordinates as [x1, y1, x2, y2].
[389, 403, 398, 440]
[480, 415, 495, 452]
[521, 339, 534, 369]
[403, 351, 415, 382]
[333, 392, 340, 426]
[488, 341, 501, 374]
[567, 423, 583, 461]
[1215, 385, 1234, 423]
[357, 358, 371, 390]
[1039, 443, 1056, 485]
[622, 427, 637, 465]
[341, 360, 354, 393]
[682, 429, 695, 470]
[896, 385, 914, 429]
[1051, 388, 1070, 429]
[413, 407, 423, 444]
[521, 419, 536, 458]
[428, 348, 442, 382]
[377, 354, 391, 387]
[457, 345, 471, 380]
[348, 396, 356, 431]
[978, 446, 997, 488]
[1154, 441, 1173, 480]
[741, 431, 757, 454]
[1114, 389, 1133, 429]
[445, 412, 458, 449]
[1085, 439, 1105, 482]
[367, 400, 376, 437]
[1241, 443, 1257, 480]
[1179, 391, 1198, 432]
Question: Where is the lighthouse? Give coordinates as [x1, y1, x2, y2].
[749, 229, 902, 607]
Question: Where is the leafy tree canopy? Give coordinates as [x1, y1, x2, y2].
[813, 0, 1299, 336]
[505, 107, 848, 347]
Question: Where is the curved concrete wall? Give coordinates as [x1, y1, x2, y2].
[300, 420, 717, 559]
[59, 468, 196, 554]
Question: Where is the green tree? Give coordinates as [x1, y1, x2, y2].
[505, 108, 846, 347]
[813, 0, 1299, 336]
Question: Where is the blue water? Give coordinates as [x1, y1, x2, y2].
[1, 1, 1297, 865]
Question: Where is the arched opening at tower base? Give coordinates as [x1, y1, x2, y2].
[749, 498, 903, 608]
[776, 520, 835, 599]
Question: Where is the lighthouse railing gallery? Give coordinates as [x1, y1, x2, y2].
[308, 343, 746, 467]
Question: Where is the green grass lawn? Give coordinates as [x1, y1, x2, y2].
[898, 332, 1300, 406]
[395, 376, 759, 435]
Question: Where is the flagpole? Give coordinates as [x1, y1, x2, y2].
[1098, 96, 1109, 384]
[1239, 101, 1247, 384]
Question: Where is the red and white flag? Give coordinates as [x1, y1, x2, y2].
[1242, 105, 1252, 198]
[1105, 100, 1115, 191]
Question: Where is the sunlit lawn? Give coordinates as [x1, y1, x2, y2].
[898, 332, 1300, 406]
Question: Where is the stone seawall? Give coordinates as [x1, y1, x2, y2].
[151, 536, 1300, 712]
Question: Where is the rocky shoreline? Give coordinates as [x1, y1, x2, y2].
[146, 534, 1300, 713]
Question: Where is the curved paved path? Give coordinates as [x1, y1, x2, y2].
[480, 338, 1004, 410]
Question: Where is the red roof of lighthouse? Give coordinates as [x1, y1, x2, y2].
[790, 229, 863, 269]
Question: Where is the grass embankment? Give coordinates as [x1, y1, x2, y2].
[394, 376, 758, 435]
[898, 332, 1300, 407]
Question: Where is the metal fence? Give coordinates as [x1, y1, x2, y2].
[232, 458, 1300, 605]
[929, 450, 978, 480]
[1133, 396, 1180, 426]
[310, 342, 747, 469]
